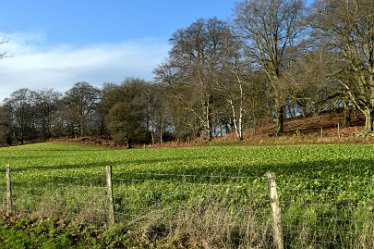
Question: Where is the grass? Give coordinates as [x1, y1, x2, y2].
[0, 142, 374, 248]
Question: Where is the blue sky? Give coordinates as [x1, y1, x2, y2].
[0, 0, 235, 45]
[0, 0, 312, 101]
[0, 0, 236, 101]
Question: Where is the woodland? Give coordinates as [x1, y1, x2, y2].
[0, 0, 373, 146]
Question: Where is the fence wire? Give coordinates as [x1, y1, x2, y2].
[1, 166, 374, 249]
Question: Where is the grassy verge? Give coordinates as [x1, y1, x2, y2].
[0, 215, 155, 249]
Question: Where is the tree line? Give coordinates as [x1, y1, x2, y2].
[1, 0, 373, 146]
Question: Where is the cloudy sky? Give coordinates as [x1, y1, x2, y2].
[0, 0, 235, 101]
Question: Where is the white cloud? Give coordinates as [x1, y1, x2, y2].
[0, 32, 169, 101]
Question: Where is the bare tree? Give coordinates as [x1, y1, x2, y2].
[145, 84, 171, 145]
[157, 18, 243, 141]
[155, 63, 204, 141]
[170, 18, 220, 140]
[235, 0, 306, 135]
[104, 79, 154, 147]
[216, 39, 249, 141]
[33, 89, 61, 138]
[0, 105, 13, 145]
[63, 82, 101, 137]
[4, 89, 35, 144]
[311, 0, 374, 134]
[284, 51, 343, 117]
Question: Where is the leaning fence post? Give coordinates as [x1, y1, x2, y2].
[267, 172, 284, 249]
[106, 165, 115, 225]
[5, 164, 12, 215]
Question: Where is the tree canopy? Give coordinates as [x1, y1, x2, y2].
[1, 0, 373, 145]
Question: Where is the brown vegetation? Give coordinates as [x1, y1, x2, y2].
[49, 110, 374, 149]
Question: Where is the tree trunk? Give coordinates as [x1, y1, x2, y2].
[6, 136, 12, 146]
[127, 137, 133, 149]
[271, 76, 284, 136]
[80, 119, 85, 137]
[206, 106, 213, 141]
[151, 132, 155, 145]
[363, 109, 374, 134]
[228, 99, 244, 141]
[238, 109, 244, 141]
[343, 101, 352, 128]
[237, 77, 244, 141]
[208, 122, 213, 141]
[275, 104, 284, 136]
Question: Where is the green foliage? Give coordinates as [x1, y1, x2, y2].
[0, 218, 149, 249]
[1, 142, 374, 248]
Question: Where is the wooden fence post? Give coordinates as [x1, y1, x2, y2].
[5, 164, 12, 215]
[106, 165, 115, 225]
[267, 172, 284, 249]
[338, 123, 341, 138]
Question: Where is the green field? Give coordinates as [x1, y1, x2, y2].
[0, 142, 374, 248]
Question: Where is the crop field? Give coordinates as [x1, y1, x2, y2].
[0, 142, 374, 248]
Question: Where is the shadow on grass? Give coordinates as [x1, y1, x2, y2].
[116, 158, 374, 180]
[3, 157, 374, 193]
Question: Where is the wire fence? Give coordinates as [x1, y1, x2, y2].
[1, 164, 374, 249]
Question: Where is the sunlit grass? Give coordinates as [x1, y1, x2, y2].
[1, 142, 374, 248]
